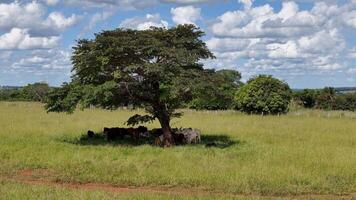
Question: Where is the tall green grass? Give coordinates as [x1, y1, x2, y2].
[0, 102, 355, 195]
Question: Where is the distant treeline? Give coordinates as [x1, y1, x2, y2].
[0, 83, 52, 102]
[294, 87, 356, 111]
[1, 80, 356, 112]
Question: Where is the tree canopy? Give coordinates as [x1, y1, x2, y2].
[235, 75, 292, 115]
[45, 24, 215, 147]
[189, 69, 242, 110]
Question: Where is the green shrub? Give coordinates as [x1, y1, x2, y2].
[294, 89, 320, 108]
[235, 75, 292, 115]
[315, 87, 336, 110]
[333, 92, 356, 111]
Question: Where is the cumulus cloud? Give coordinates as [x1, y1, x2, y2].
[120, 14, 168, 30]
[63, 0, 218, 9]
[0, 48, 73, 86]
[0, 1, 44, 31]
[0, 28, 59, 50]
[42, 0, 60, 6]
[210, 2, 328, 38]
[46, 12, 78, 30]
[162, 0, 215, 3]
[207, 1, 354, 78]
[171, 6, 201, 25]
[83, 9, 116, 32]
[238, 0, 254, 10]
[343, 10, 356, 28]
[348, 48, 356, 59]
[12, 49, 71, 70]
[63, 0, 157, 10]
[0, 1, 79, 35]
[0, 1, 81, 52]
[347, 67, 356, 74]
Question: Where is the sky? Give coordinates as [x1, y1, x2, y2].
[0, 0, 355, 88]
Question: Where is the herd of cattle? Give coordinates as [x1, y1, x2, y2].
[87, 126, 201, 146]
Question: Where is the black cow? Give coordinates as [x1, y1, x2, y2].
[87, 130, 95, 138]
[103, 127, 128, 140]
[172, 133, 185, 145]
[150, 128, 163, 137]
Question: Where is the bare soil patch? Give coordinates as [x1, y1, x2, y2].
[4, 169, 356, 199]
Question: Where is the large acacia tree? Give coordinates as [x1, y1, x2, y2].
[45, 24, 214, 147]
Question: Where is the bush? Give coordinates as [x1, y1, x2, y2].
[294, 87, 356, 111]
[315, 87, 336, 110]
[294, 89, 320, 108]
[235, 75, 292, 115]
[22, 82, 51, 102]
[333, 92, 356, 111]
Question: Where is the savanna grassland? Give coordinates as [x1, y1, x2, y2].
[0, 102, 356, 199]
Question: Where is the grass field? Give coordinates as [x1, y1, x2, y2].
[0, 101, 355, 199]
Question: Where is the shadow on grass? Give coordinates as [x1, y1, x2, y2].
[199, 135, 242, 148]
[59, 133, 241, 149]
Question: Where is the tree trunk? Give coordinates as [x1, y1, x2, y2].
[157, 113, 174, 148]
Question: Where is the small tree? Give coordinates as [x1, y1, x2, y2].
[45, 25, 214, 147]
[235, 75, 292, 115]
[23, 82, 51, 102]
[315, 87, 336, 110]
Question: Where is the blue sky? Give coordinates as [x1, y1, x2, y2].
[0, 0, 355, 88]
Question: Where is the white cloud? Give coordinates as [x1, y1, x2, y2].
[46, 12, 79, 30]
[42, 0, 60, 6]
[162, 0, 215, 3]
[120, 14, 168, 30]
[348, 68, 356, 74]
[0, 1, 44, 31]
[2, 48, 73, 86]
[12, 49, 71, 70]
[297, 29, 345, 55]
[348, 48, 356, 59]
[206, 38, 251, 52]
[267, 41, 299, 59]
[85, 9, 116, 31]
[0, 1, 79, 35]
[63, 0, 218, 9]
[64, 0, 157, 10]
[238, 0, 254, 10]
[210, 2, 328, 38]
[207, 0, 354, 78]
[343, 10, 356, 28]
[171, 6, 202, 25]
[0, 51, 12, 60]
[0, 28, 59, 50]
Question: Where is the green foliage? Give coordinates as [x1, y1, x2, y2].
[0, 83, 51, 102]
[333, 92, 356, 111]
[315, 87, 337, 110]
[45, 25, 214, 131]
[293, 87, 356, 111]
[22, 82, 51, 102]
[0, 87, 25, 101]
[294, 89, 320, 108]
[235, 75, 292, 115]
[45, 83, 83, 113]
[316, 88, 356, 111]
[189, 69, 242, 110]
[126, 114, 156, 126]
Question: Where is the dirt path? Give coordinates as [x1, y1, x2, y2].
[3, 169, 356, 199]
